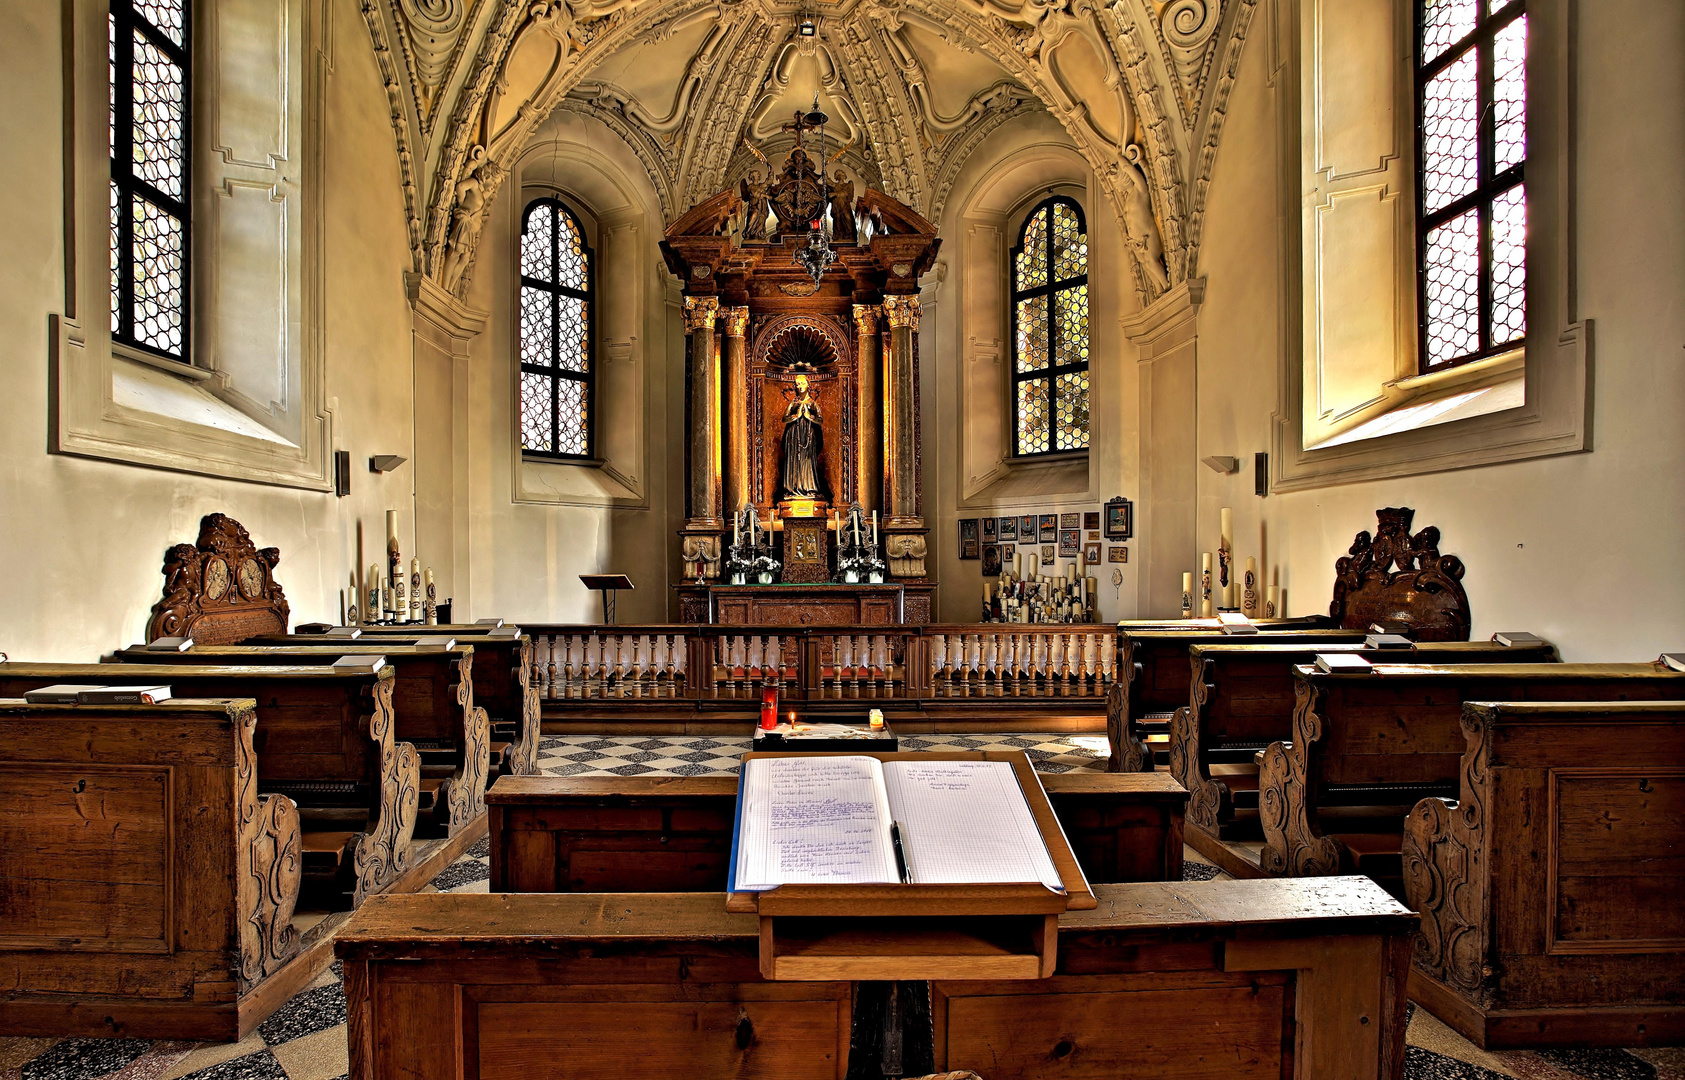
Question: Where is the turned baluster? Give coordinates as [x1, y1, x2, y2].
[670, 632, 687, 692]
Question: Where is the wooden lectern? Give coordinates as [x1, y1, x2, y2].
[728, 751, 1094, 981]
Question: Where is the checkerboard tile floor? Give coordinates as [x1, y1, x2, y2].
[4, 736, 1679, 1080]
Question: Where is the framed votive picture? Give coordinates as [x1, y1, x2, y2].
[959, 518, 980, 560]
[1059, 529, 1081, 557]
[1040, 544, 1055, 566]
[1060, 512, 1081, 529]
[1087, 531, 1099, 541]
[1108, 545, 1129, 563]
[1104, 497, 1134, 540]
[998, 516, 1017, 542]
[981, 517, 998, 543]
[1039, 514, 1059, 541]
[981, 544, 1003, 576]
[1084, 511, 1101, 531]
[1021, 514, 1038, 540]
[1083, 542, 1102, 564]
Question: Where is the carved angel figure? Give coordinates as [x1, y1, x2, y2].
[829, 171, 856, 242]
[740, 170, 770, 241]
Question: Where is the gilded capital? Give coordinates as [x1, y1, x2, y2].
[683, 295, 720, 332]
[852, 304, 881, 335]
[721, 306, 750, 338]
[882, 294, 921, 331]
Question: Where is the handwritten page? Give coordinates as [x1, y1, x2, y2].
[880, 760, 1061, 887]
[733, 756, 899, 890]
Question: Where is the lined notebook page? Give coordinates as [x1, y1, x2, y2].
[733, 756, 899, 890]
[881, 760, 1062, 888]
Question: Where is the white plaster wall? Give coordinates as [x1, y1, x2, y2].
[0, 0, 420, 661]
[925, 111, 1144, 623]
[1190, 0, 1685, 660]
[459, 111, 682, 625]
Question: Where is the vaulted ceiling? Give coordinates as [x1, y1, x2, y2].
[361, 0, 1258, 306]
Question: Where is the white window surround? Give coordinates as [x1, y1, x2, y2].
[508, 161, 654, 510]
[1271, 0, 1588, 491]
[52, 0, 332, 490]
[953, 149, 1096, 509]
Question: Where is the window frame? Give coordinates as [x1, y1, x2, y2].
[1009, 194, 1090, 459]
[1414, 0, 1527, 373]
[518, 196, 596, 462]
[109, 0, 192, 366]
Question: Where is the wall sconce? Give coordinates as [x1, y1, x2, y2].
[1201, 456, 1239, 474]
[369, 455, 408, 474]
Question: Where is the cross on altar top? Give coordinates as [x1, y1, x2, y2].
[781, 104, 826, 150]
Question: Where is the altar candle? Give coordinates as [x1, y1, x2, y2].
[1265, 584, 1280, 619]
[984, 583, 992, 604]
[1077, 549, 1086, 576]
[1201, 552, 1214, 616]
[425, 567, 434, 588]
[1182, 572, 1194, 616]
[1067, 561, 1077, 582]
[1219, 507, 1234, 607]
[872, 511, 879, 545]
[386, 510, 400, 581]
[1242, 557, 1258, 617]
[370, 564, 382, 619]
[854, 512, 861, 545]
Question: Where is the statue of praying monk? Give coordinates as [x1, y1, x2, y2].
[777, 374, 825, 501]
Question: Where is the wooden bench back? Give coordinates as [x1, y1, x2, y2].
[1404, 700, 1685, 1045]
[484, 771, 1189, 893]
[1305, 663, 1685, 789]
[0, 699, 301, 1025]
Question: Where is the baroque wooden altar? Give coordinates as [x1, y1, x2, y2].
[675, 583, 935, 625]
[662, 129, 940, 605]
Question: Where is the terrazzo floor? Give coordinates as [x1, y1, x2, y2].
[3, 734, 1678, 1080]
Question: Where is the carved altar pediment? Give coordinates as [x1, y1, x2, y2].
[146, 513, 291, 644]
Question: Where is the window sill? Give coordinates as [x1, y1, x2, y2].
[114, 341, 216, 382]
[514, 451, 646, 508]
[961, 449, 1091, 505]
[1307, 348, 1526, 451]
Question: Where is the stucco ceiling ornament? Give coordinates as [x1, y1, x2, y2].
[360, 0, 1257, 304]
[393, 0, 482, 128]
[1157, 0, 1221, 121]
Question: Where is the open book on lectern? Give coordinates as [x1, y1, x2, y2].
[728, 756, 1063, 892]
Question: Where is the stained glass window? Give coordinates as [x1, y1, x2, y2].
[1011, 197, 1089, 455]
[110, 0, 189, 362]
[520, 198, 593, 458]
[1417, 0, 1526, 370]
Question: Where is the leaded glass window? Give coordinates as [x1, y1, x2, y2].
[519, 198, 594, 459]
[110, 0, 190, 362]
[1417, 0, 1526, 370]
[1011, 196, 1089, 456]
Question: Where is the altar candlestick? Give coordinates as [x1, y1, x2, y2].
[1201, 552, 1214, 617]
[1182, 572, 1194, 617]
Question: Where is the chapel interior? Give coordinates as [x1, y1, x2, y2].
[1, 0, 1682, 1077]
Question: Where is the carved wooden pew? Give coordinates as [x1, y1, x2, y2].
[115, 642, 487, 837]
[1260, 662, 1685, 890]
[0, 660, 418, 906]
[0, 698, 310, 1040]
[338, 878, 1416, 1080]
[485, 772, 1189, 893]
[1403, 701, 1685, 1050]
[260, 626, 541, 777]
[1111, 629, 1368, 772]
[1173, 638, 1558, 843]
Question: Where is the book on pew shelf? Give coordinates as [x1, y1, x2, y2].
[23, 684, 107, 704]
[1662, 653, 1685, 673]
[295, 622, 335, 635]
[414, 638, 456, 652]
[486, 626, 520, 639]
[332, 655, 387, 672]
[729, 755, 1062, 892]
[475, 618, 505, 627]
[1315, 653, 1373, 673]
[1494, 631, 1545, 647]
[323, 626, 363, 639]
[1363, 633, 1414, 649]
[77, 685, 172, 704]
[1368, 621, 1411, 635]
[145, 636, 193, 652]
[1218, 612, 1258, 634]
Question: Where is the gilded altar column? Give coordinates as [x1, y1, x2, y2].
[721, 307, 751, 518]
[681, 295, 722, 579]
[853, 303, 881, 511]
[881, 294, 926, 578]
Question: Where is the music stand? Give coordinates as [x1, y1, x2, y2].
[579, 574, 634, 624]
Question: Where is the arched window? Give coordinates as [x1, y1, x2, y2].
[1011, 196, 1089, 456]
[110, 0, 191, 363]
[520, 197, 594, 458]
[1417, 0, 1526, 370]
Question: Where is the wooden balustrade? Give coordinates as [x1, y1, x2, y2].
[521, 624, 1113, 704]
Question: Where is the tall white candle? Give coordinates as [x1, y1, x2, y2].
[1242, 557, 1258, 618]
[872, 510, 879, 545]
[1265, 584, 1280, 619]
[1182, 572, 1194, 616]
[1219, 507, 1234, 607]
[1201, 552, 1214, 617]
